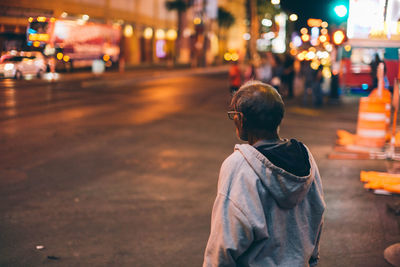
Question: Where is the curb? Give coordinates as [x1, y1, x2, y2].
[2, 65, 230, 90]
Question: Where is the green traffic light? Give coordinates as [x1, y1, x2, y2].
[334, 5, 348, 18]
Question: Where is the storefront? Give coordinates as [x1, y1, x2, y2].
[341, 0, 400, 90]
[0, 6, 53, 53]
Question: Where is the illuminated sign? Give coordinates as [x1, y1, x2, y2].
[206, 0, 218, 19]
[53, 20, 121, 45]
[37, 16, 47, 22]
[347, 0, 384, 38]
[307, 18, 322, 27]
[347, 0, 400, 39]
[386, 0, 400, 38]
[272, 13, 287, 53]
[156, 40, 166, 58]
[28, 33, 50, 42]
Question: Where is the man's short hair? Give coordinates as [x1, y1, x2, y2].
[231, 81, 284, 135]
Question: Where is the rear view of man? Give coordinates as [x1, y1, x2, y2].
[203, 81, 325, 266]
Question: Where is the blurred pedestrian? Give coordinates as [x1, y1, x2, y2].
[203, 81, 325, 267]
[244, 61, 257, 81]
[370, 53, 382, 89]
[302, 62, 322, 107]
[329, 62, 340, 102]
[270, 54, 283, 93]
[229, 61, 242, 94]
[282, 53, 295, 98]
[312, 65, 324, 107]
[257, 55, 273, 84]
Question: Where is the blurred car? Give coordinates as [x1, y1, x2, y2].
[0, 52, 46, 79]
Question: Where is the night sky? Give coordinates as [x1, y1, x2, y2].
[280, 0, 349, 29]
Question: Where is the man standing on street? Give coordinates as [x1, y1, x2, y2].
[203, 81, 325, 267]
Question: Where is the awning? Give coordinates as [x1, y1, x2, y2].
[347, 38, 400, 48]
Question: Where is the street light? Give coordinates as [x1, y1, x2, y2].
[271, 0, 280, 5]
[124, 25, 133, 37]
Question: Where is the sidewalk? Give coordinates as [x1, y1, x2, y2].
[282, 95, 400, 266]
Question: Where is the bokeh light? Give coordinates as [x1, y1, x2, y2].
[289, 14, 298, 22]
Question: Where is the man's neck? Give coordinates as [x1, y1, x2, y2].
[248, 132, 280, 145]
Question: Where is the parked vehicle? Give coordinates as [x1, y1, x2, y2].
[27, 17, 121, 69]
[0, 52, 46, 79]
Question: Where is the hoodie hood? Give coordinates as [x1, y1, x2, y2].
[235, 143, 315, 209]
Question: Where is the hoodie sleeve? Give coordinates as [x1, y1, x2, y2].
[309, 222, 323, 266]
[203, 194, 254, 267]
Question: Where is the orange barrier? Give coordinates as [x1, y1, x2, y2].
[383, 184, 400, 194]
[335, 129, 400, 148]
[370, 88, 392, 102]
[356, 97, 390, 148]
[331, 64, 399, 159]
[336, 129, 356, 146]
[369, 88, 392, 132]
[360, 171, 400, 193]
[396, 132, 400, 146]
[360, 170, 400, 182]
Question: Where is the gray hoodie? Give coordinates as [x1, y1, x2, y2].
[203, 143, 325, 267]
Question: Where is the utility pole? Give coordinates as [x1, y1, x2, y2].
[249, 0, 259, 62]
[202, 0, 209, 67]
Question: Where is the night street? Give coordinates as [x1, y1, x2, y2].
[0, 69, 398, 266]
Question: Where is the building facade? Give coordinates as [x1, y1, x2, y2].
[0, 0, 178, 65]
[219, 0, 247, 61]
[0, 0, 248, 66]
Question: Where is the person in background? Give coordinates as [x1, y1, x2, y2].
[370, 53, 382, 90]
[302, 62, 316, 106]
[329, 62, 340, 102]
[203, 81, 325, 267]
[312, 65, 324, 107]
[229, 60, 242, 95]
[270, 54, 284, 93]
[282, 53, 295, 98]
[257, 55, 273, 84]
[244, 61, 257, 82]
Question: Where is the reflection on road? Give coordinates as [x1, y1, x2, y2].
[1, 79, 16, 88]
[0, 88, 17, 117]
[0, 76, 202, 137]
[128, 85, 186, 124]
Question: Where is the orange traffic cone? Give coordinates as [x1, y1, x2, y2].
[356, 63, 391, 148]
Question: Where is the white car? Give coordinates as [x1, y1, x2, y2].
[0, 52, 47, 79]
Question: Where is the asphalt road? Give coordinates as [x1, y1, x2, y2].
[0, 70, 399, 266]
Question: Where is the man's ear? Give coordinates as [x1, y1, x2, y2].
[233, 113, 243, 129]
[240, 114, 246, 129]
[236, 114, 248, 141]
